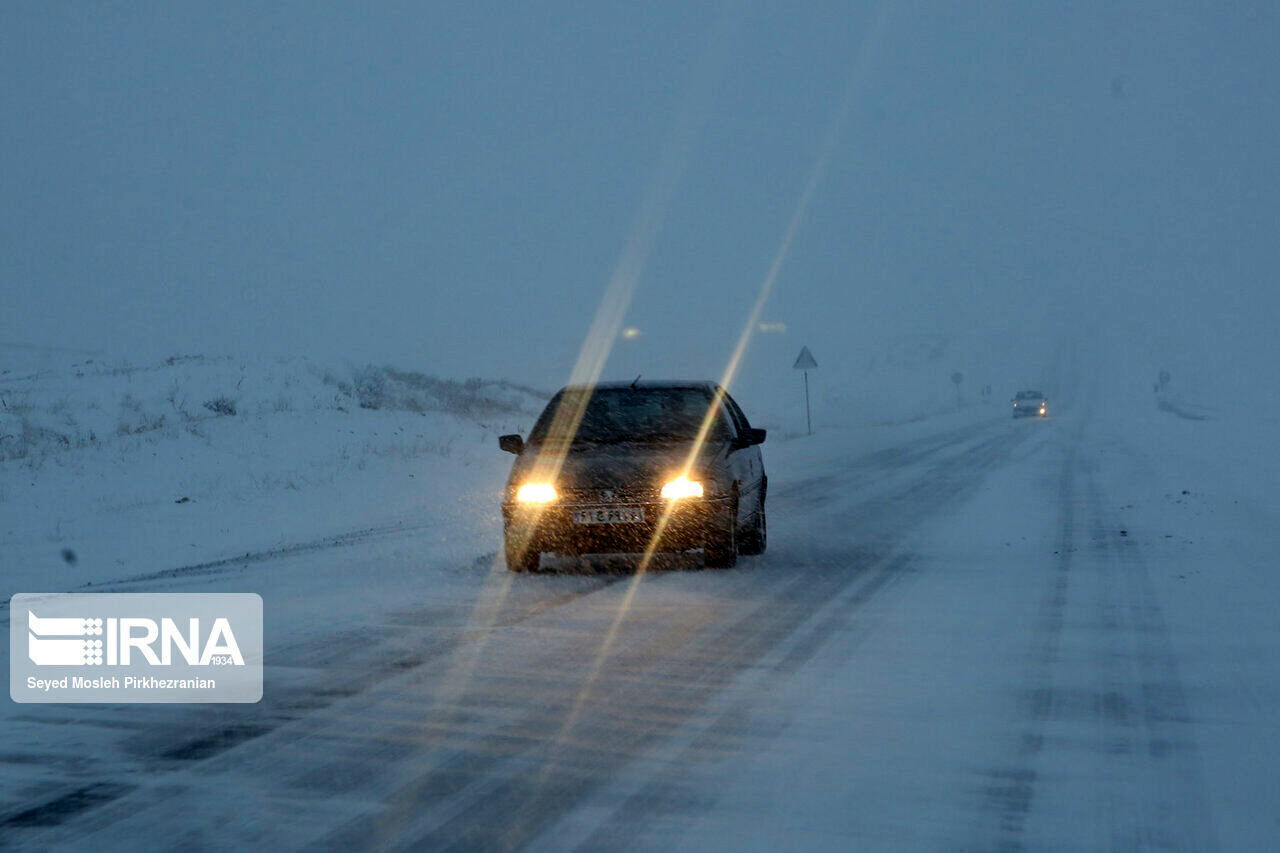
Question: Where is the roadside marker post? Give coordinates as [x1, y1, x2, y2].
[792, 346, 818, 436]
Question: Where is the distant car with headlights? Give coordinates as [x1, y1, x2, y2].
[498, 381, 767, 572]
[1012, 390, 1048, 418]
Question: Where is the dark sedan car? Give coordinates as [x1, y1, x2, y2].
[498, 381, 767, 571]
[1012, 389, 1048, 418]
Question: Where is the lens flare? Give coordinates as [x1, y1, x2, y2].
[497, 14, 740, 846]
[533, 10, 897, 835]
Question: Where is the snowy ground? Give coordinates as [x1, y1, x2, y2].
[2, 357, 1277, 849]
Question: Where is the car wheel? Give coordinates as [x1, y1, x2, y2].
[738, 493, 767, 556]
[704, 495, 738, 569]
[504, 527, 540, 573]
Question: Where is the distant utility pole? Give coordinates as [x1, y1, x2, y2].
[793, 346, 818, 436]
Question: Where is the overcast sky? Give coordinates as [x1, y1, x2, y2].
[3, 1, 1277, 397]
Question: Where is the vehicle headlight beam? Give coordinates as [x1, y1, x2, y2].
[660, 477, 704, 500]
[515, 483, 557, 503]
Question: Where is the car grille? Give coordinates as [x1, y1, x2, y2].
[558, 486, 660, 506]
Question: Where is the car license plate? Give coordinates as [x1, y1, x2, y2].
[572, 507, 644, 525]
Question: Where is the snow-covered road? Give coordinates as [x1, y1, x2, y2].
[4, 390, 1276, 850]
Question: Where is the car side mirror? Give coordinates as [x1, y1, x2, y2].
[734, 428, 766, 449]
[499, 434, 524, 455]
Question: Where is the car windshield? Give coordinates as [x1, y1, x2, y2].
[528, 387, 729, 445]
[1017, 391, 1043, 399]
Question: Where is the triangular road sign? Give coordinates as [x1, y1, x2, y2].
[793, 346, 818, 370]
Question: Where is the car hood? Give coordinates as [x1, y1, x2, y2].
[509, 441, 727, 491]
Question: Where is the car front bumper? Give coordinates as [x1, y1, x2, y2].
[503, 496, 730, 556]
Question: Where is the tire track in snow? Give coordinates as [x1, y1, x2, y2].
[974, 414, 1216, 851]
[1085, 474, 1217, 850]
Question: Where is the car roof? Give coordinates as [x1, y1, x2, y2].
[558, 380, 719, 393]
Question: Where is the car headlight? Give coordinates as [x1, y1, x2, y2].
[660, 477, 704, 500]
[516, 483, 557, 503]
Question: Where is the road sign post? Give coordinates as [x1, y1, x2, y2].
[793, 346, 818, 436]
[804, 371, 810, 435]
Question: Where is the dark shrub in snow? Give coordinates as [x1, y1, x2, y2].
[203, 397, 237, 416]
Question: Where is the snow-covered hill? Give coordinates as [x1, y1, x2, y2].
[0, 356, 549, 592]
